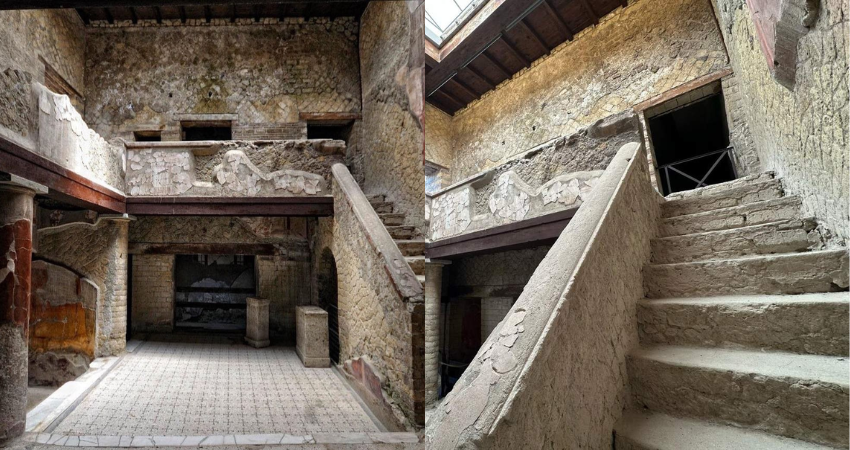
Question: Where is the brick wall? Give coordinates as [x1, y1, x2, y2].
[131, 255, 174, 333]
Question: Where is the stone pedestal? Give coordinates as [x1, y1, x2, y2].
[424, 259, 450, 406]
[0, 179, 41, 444]
[296, 306, 330, 367]
[245, 297, 270, 348]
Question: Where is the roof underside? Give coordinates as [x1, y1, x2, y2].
[76, 2, 368, 24]
[426, 0, 625, 115]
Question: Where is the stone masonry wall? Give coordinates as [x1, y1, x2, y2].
[444, 0, 729, 181]
[84, 18, 360, 141]
[711, 0, 849, 241]
[131, 255, 174, 333]
[424, 103, 453, 169]
[357, 1, 427, 237]
[0, 10, 86, 96]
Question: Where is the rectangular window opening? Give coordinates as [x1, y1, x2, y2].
[133, 130, 162, 142]
[181, 121, 233, 141]
[306, 123, 353, 141]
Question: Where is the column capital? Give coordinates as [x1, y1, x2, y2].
[0, 172, 47, 196]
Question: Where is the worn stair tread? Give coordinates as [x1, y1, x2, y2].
[664, 173, 775, 200]
[661, 179, 784, 218]
[637, 291, 850, 355]
[650, 218, 821, 263]
[661, 196, 802, 236]
[615, 410, 834, 450]
[379, 213, 405, 226]
[395, 239, 427, 256]
[632, 345, 848, 387]
[644, 249, 849, 298]
[367, 194, 386, 203]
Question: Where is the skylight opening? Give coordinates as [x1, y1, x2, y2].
[426, 0, 486, 46]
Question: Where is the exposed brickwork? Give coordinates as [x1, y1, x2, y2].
[84, 18, 360, 141]
[131, 255, 174, 333]
[711, 0, 849, 241]
[0, 9, 86, 96]
[442, 0, 729, 181]
[721, 74, 760, 175]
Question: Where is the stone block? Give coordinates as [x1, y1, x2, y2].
[295, 306, 329, 367]
[245, 297, 270, 349]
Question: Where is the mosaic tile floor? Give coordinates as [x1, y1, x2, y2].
[52, 335, 381, 437]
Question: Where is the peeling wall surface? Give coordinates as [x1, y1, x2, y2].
[0, 10, 86, 95]
[429, 114, 639, 240]
[357, 1, 427, 237]
[711, 0, 849, 241]
[440, 0, 729, 181]
[129, 216, 310, 339]
[125, 140, 344, 197]
[426, 143, 660, 449]
[35, 217, 130, 357]
[84, 19, 360, 141]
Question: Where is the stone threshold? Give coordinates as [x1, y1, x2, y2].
[24, 432, 420, 447]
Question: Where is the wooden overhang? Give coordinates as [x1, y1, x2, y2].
[426, 0, 625, 115]
[424, 207, 577, 259]
[0, 1, 369, 25]
[0, 135, 126, 213]
[125, 196, 334, 216]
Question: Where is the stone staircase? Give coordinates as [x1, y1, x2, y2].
[614, 173, 850, 449]
[368, 195, 426, 284]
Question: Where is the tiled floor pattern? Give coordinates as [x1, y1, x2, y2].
[52, 335, 381, 437]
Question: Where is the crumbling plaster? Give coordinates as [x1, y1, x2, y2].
[711, 0, 849, 241]
[440, 0, 729, 181]
[357, 0, 427, 238]
[83, 18, 360, 141]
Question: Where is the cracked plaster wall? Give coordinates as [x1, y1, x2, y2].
[83, 18, 360, 141]
[427, 143, 660, 449]
[125, 140, 343, 197]
[356, 1, 427, 238]
[441, 0, 729, 182]
[711, 0, 849, 241]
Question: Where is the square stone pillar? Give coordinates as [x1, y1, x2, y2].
[245, 297, 270, 348]
[296, 306, 330, 367]
[425, 259, 450, 406]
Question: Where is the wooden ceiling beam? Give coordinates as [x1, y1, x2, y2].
[448, 77, 480, 100]
[541, 0, 574, 40]
[479, 50, 512, 79]
[518, 18, 550, 54]
[576, 0, 599, 24]
[463, 64, 495, 90]
[4, 0, 368, 8]
[500, 34, 531, 67]
[432, 89, 466, 111]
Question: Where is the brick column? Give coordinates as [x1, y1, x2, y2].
[96, 215, 133, 357]
[424, 259, 450, 406]
[0, 181, 39, 444]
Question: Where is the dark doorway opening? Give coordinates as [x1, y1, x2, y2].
[647, 87, 737, 195]
[317, 249, 340, 364]
[307, 123, 353, 142]
[182, 122, 233, 141]
[173, 254, 255, 331]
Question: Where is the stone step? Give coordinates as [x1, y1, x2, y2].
[637, 293, 849, 356]
[660, 197, 802, 237]
[644, 250, 849, 298]
[371, 201, 394, 214]
[380, 213, 405, 226]
[651, 218, 822, 263]
[367, 194, 386, 203]
[661, 179, 784, 218]
[664, 172, 775, 201]
[406, 256, 425, 275]
[396, 239, 426, 257]
[628, 345, 849, 447]
[614, 410, 835, 450]
[387, 225, 415, 240]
